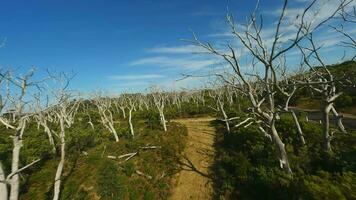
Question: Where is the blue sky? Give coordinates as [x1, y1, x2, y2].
[0, 0, 355, 93]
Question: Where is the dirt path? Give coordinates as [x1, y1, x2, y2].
[170, 117, 216, 200]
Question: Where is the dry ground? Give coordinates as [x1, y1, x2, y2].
[170, 117, 216, 200]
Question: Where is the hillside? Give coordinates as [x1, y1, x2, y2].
[294, 61, 356, 114]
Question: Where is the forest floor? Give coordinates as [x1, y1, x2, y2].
[169, 117, 216, 200]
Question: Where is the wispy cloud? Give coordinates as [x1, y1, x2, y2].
[146, 45, 205, 54]
[129, 56, 220, 70]
[109, 74, 164, 80]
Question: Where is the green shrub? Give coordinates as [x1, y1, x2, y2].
[97, 160, 127, 199]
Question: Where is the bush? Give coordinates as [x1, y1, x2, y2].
[97, 160, 127, 199]
[336, 95, 353, 108]
[212, 116, 356, 200]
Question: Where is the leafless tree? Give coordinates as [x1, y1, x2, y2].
[277, 61, 306, 145]
[93, 93, 120, 142]
[47, 72, 79, 200]
[188, 0, 348, 173]
[82, 102, 95, 130]
[34, 94, 57, 153]
[0, 68, 43, 200]
[208, 86, 233, 133]
[113, 95, 127, 119]
[297, 34, 348, 152]
[124, 94, 136, 137]
[151, 86, 168, 132]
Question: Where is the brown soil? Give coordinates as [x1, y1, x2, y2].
[169, 117, 216, 200]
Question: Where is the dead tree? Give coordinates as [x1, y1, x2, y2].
[52, 94, 79, 200]
[209, 86, 232, 133]
[47, 72, 79, 200]
[278, 62, 306, 145]
[82, 102, 95, 130]
[151, 86, 168, 132]
[0, 68, 43, 200]
[34, 94, 57, 153]
[124, 94, 136, 137]
[113, 96, 127, 119]
[93, 94, 119, 142]
[298, 34, 348, 152]
[188, 0, 348, 173]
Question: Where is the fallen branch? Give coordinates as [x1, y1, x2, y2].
[135, 170, 152, 179]
[139, 146, 161, 150]
[107, 145, 161, 163]
[107, 155, 117, 159]
[124, 152, 138, 162]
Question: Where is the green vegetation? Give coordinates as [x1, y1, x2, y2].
[294, 61, 356, 114]
[1, 61, 355, 200]
[212, 115, 356, 199]
[0, 108, 187, 200]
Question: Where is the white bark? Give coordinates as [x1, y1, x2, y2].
[271, 122, 292, 174]
[95, 98, 119, 142]
[9, 134, 21, 200]
[128, 107, 134, 137]
[322, 103, 333, 152]
[159, 109, 167, 132]
[290, 111, 306, 145]
[331, 106, 347, 134]
[53, 119, 65, 200]
[108, 122, 119, 142]
[218, 99, 230, 133]
[120, 107, 126, 119]
[0, 162, 8, 200]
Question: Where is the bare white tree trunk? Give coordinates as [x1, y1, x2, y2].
[159, 110, 167, 132]
[271, 122, 292, 174]
[120, 107, 126, 119]
[290, 111, 306, 145]
[322, 103, 333, 152]
[218, 100, 230, 133]
[0, 162, 8, 200]
[128, 107, 134, 137]
[9, 134, 21, 200]
[53, 121, 65, 200]
[108, 123, 119, 142]
[44, 126, 56, 153]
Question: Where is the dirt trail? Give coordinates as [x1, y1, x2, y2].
[170, 117, 216, 200]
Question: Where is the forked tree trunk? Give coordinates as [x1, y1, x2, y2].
[120, 107, 126, 119]
[53, 121, 66, 200]
[271, 122, 292, 174]
[0, 161, 8, 200]
[44, 126, 56, 153]
[9, 134, 21, 200]
[290, 111, 306, 145]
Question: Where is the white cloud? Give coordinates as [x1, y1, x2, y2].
[146, 45, 205, 54]
[109, 74, 164, 80]
[129, 56, 220, 70]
